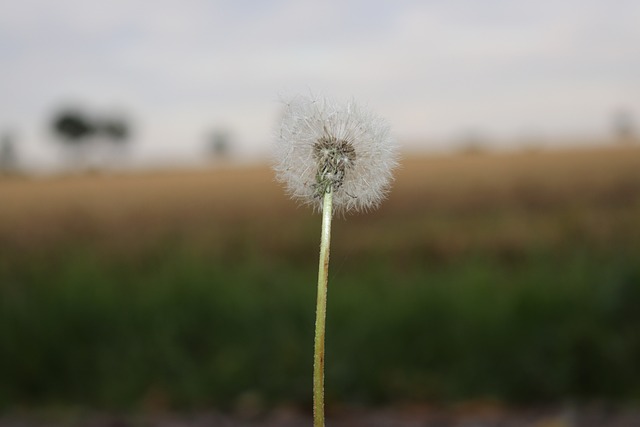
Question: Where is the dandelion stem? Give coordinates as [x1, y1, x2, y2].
[313, 188, 333, 427]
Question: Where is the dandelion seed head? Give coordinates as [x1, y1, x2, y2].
[273, 94, 398, 214]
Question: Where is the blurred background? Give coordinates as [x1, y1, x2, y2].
[1, 0, 640, 426]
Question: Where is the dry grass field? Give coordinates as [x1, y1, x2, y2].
[1, 144, 639, 255]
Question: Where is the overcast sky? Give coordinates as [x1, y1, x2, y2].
[1, 0, 639, 170]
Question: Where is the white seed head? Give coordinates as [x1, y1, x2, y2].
[273, 94, 398, 214]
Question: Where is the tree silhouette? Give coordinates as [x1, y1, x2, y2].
[100, 116, 130, 144]
[613, 109, 636, 144]
[98, 115, 132, 166]
[0, 132, 17, 173]
[50, 108, 97, 170]
[208, 127, 232, 160]
[52, 110, 95, 144]
[51, 108, 135, 170]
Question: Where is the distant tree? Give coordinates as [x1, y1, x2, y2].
[613, 109, 636, 144]
[99, 116, 130, 144]
[457, 130, 489, 155]
[208, 128, 232, 160]
[96, 115, 132, 167]
[51, 108, 96, 169]
[0, 132, 17, 173]
[52, 109, 95, 143]
[51, 108, 135, 170]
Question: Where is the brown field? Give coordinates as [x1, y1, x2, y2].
[1, 144, 639, 258]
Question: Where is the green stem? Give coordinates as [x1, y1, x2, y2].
[313, 189, 333, 427]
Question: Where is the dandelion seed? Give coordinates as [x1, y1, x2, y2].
[274, 94, 398, 214]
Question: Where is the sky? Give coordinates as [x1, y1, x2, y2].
[1, 0, 639, 171]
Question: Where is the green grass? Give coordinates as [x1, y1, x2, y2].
[2, 238, 639, 410]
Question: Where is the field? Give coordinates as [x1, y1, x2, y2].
[1, 145, 640, 423]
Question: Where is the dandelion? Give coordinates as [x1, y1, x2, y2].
[273, 94, 398, 426]
[274, 94, 398, 214]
